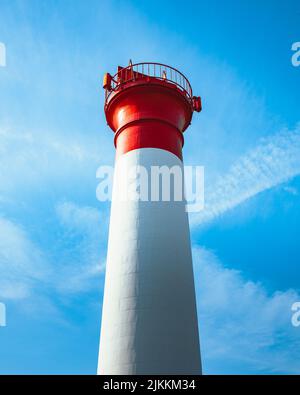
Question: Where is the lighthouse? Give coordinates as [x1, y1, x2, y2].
[98, 62, 202, 375]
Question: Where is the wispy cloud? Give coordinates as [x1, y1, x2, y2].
[0, 202, 106, 301]
[54, 201, 106, 294]
[193, 247, 300, 374]
[283, 185, 298, 196]
[190, 125, 300, 227]
[0, 217, 50, 300]
[0, 127, 109, 198]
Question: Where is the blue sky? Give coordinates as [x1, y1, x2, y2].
[0, 0, 300, 374]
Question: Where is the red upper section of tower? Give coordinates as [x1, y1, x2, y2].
[103, 62, 201, 160]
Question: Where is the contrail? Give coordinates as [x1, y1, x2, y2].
[190, 124, 300, 227]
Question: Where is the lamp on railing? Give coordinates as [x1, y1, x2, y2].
[103, 73, 112, 91]
[192, 96, 202, 112]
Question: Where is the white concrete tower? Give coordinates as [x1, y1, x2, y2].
[98, 62, 202, 375]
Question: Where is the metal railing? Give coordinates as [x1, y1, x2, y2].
[105, 62, 193, 104]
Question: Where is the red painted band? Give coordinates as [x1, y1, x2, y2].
[104, 79, 193, 161]
[115, 120, 184, 160]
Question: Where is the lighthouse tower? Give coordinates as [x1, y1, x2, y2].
[98, 62, 202, 375]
